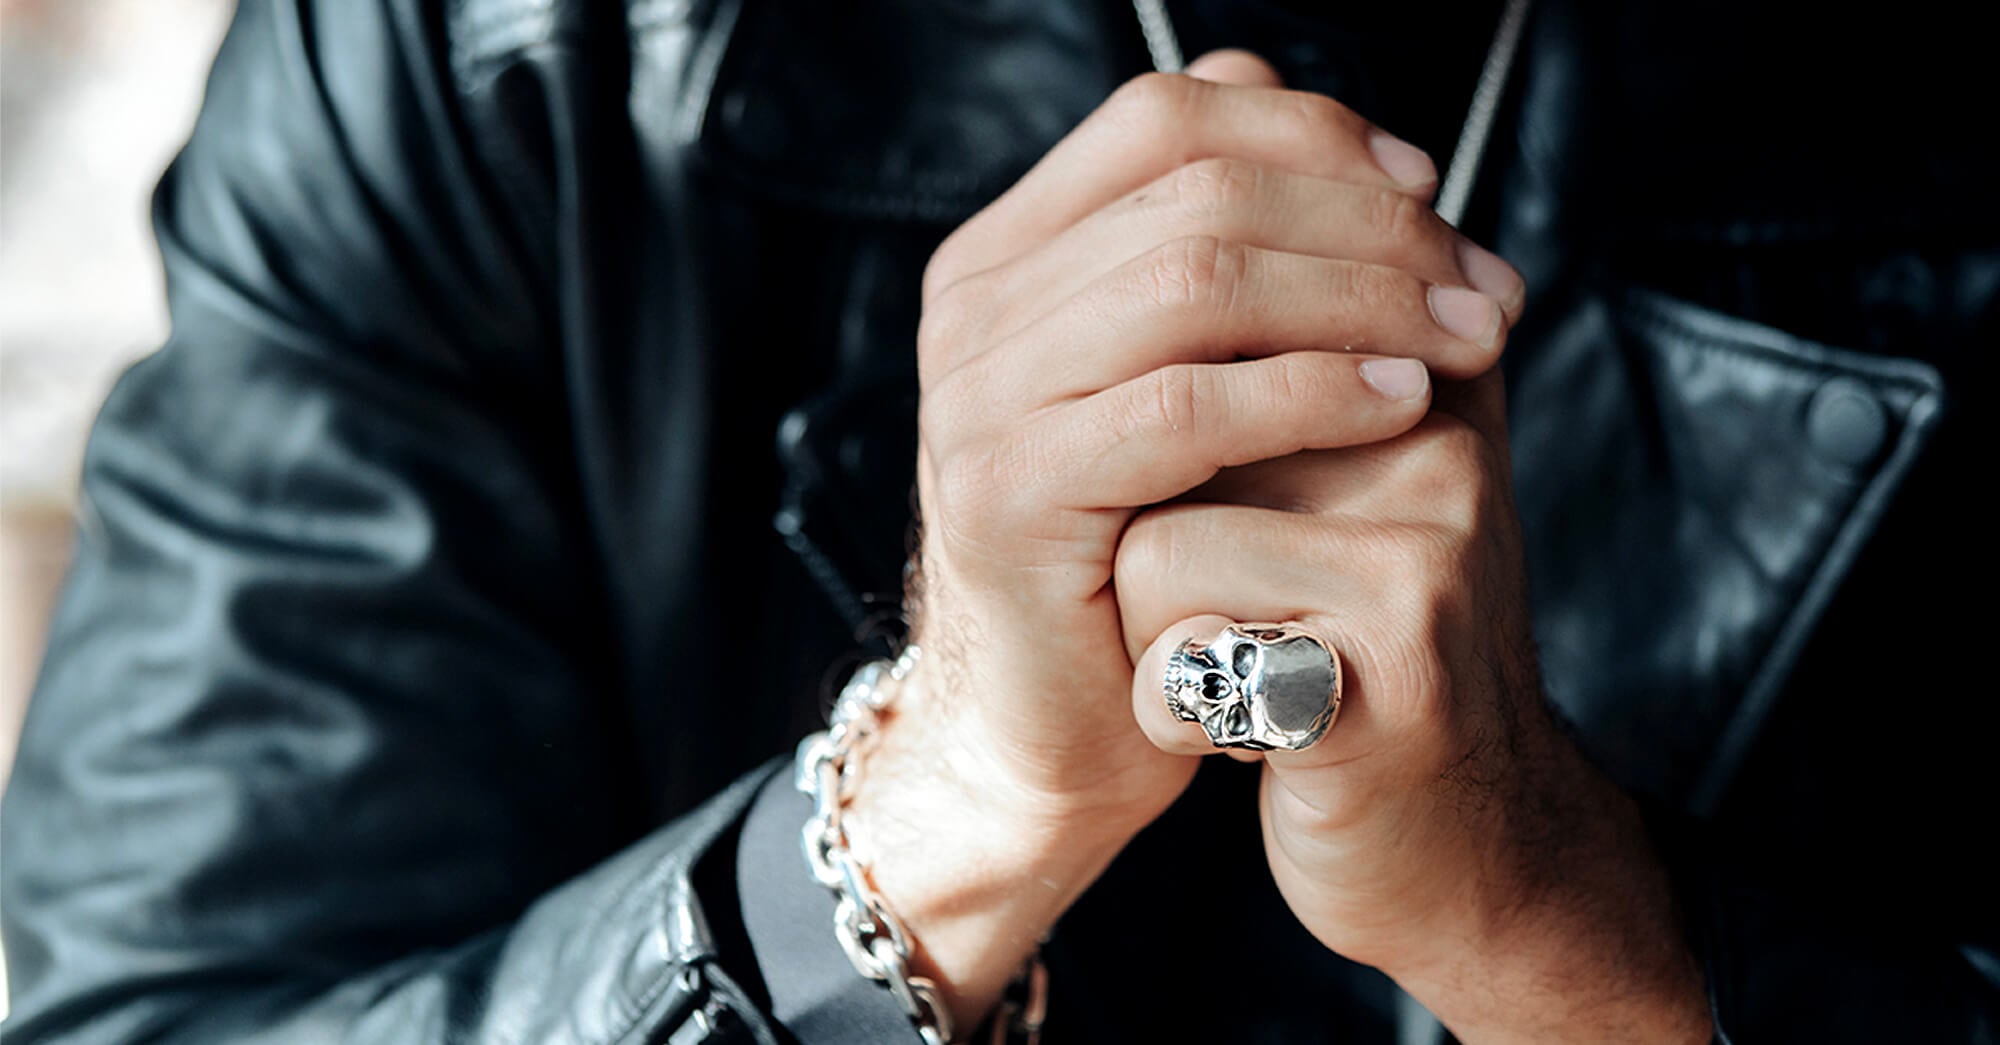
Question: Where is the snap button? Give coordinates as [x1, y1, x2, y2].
[1805, 377, 1889, 474]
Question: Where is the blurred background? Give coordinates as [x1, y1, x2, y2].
[0, 0, 236, 1014]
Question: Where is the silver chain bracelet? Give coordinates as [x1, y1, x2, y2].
[794, 645, 1048, 1045]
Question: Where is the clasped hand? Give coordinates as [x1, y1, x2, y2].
[845, 50, 1711, 1044]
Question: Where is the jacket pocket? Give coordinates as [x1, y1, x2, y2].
[1507, 285, 1944, 812]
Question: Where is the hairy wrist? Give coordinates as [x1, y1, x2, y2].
[1389, 748, 1712, 1044]
[840, 664, 1139, 1025]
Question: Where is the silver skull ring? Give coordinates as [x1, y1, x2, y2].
[1164, 622, 1342, 751]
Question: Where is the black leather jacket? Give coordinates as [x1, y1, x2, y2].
[5, 0, 1995, 1042]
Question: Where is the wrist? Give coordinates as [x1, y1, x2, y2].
[841, 661, 1140, 1026]
[1385, 756, 1712, 1043]
[860, 646, 1175, 855]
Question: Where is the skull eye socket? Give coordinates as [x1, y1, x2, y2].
[1200, 673, 1231, 701]
[1231, 643, 1258, 678]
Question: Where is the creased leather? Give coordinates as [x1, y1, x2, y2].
[3, 0, 1995, 1042]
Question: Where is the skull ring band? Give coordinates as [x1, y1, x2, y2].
[1164, 622, 1342, 751]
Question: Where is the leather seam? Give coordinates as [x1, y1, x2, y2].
[1620, 289, 1945, 396]
[1613, 289, 1947, 814]
[593, 762, 784, 1045]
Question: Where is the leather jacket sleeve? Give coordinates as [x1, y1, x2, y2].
[0, 2, 794, 1041]
[8, 0, 2000, 1042]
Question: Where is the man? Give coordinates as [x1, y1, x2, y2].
[3, 1, 1993, 1042]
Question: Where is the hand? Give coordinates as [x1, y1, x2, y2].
[851, 51, 1527, 1024]
[1116, 377, 1712, 1043]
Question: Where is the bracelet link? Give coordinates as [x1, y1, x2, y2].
[795, 645, 1047, 1044]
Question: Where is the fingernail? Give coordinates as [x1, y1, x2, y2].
[1455, 240, 1526, 313]
[1368, 131, 1436, 189]
[1360, 358, 1430, 402]
[1428, 285, 1502, 349]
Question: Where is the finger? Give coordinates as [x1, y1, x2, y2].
[980, 162, 1523, 343]
[1115, 508, 1400, 772]
[1183, 48, 1285, 87]
[949, 237, 1505, 399]
[1181, 450, 1366, 514]
[1131, 615, 1366, 773]
[923, 72, 1437, 302]
[1115, 505, 1344, 661]
[1130, 614, 1248, 757]
[1000, 350, 1432, 509]
[1184, 413, 1500, 522]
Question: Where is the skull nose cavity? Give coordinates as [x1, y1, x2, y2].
[1200, 673, 1231, 701]
[1231, 643, 1257, 678]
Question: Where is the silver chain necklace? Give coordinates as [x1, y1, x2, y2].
[1131, 0, 1535, 227]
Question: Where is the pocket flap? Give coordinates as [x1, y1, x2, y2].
[1509, 286, 1944, 810]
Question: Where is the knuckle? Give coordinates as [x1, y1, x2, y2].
[1108, 71, 1199, 130]
[915, 379, 959, 450]
[1169, 157, 1263, 225]
[917, 361, 996, 448]
[1114, 509, 1185, 589]
[1365, 186, 1433, 254]
[914, 306, 954, 367]
[1142, 363, 1216, 442]
[929, 440, 1010, 525]
[1252, 356, 1333, 455]
[1283, 90, 1365, 151]
[1415, 417, 1495, 479]
[1432, 480, 1494, 537]
[1270, 351, 1333, 408]
[915, 281, 981, 364]
[1393, 420, 1497, 529]
[1143, 234, 1245, 314]
[921, 230, 972, 303]
[1328, 260, 1403, 318]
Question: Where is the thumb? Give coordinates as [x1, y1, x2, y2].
[1181, 48, 1284, 88]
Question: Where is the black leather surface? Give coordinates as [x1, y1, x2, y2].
[3, 0, 1995, 1041]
